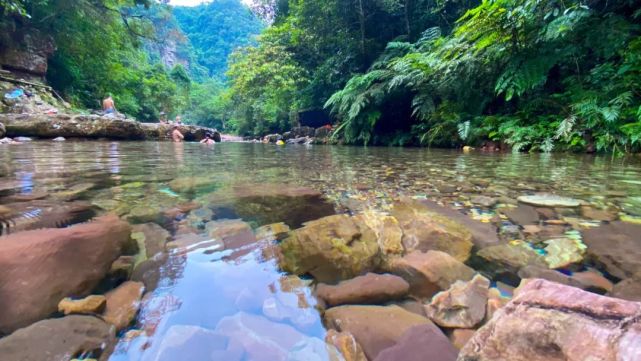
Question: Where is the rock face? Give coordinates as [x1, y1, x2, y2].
[0, 30, 56, 76]
[459, 279, 641, 361]
[0, 214, 132, 334]
[373, 324, 458, 361]
[316, 273, 410, 307]
[0, 315, 115, 361]
[324, 305, 434, 360]
[426, 275, 490, 328]
[583, 222, 641, 279]
[391, 201, 474, 261]
[103, 281, 145, 331]
[386, 251, 475, 299]
[279, 214, 381, 283]
[0, 114, 216, 141]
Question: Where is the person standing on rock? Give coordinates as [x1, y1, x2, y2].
[102, 95, 116, 115]
[172, 125, 184, 143]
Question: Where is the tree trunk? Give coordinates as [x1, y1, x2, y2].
[404, 0, 411, 38]
[357, 0, 366, 67]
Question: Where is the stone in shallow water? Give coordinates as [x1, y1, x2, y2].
[103, 281, 145, 331]
[355, 210, 404, 258]
[131, 223, 170, 260]
[501, 204, 539, 225]
[610, 273, 641, 302]
[583, 222, 641, 280]
[386, 250, 475, 299]
[324, 305, 434, 360]
[373, 324, 458, 361]
[255, 222, 291, 241]
[517, 194, 581, 208]
[316, 273, 410, 307]
[476, 241, 546, 273]
[543, 238, 586, 269]
[58, 295, 107, 315]
[471, 196, 497, 208]
[325, 329, 367, 361]
[426, 274, 490, 328]
[459, 279, 641, 361]
[0, 315, 115, 361]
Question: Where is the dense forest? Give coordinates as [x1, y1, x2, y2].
[225, 0, 641, 152]
[1, 0, 640, 152]
[0, 0, 262, 128]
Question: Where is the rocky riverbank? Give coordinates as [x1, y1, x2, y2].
[0, 113, 220, 142]
[251, 126, 334, 145]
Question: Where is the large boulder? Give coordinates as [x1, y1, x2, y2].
[390, 200, 473, 261]
[316, 273, 410, 307]
[279, 214, 381, 283]
[0, 315, 115, 361]
[426, 274, 490, 328]
[324, 305, 434, 360]
[458, 279, 641, 361]
[385, 251, 475, 299]
[0, 214, 132, 334]
[583, 222, 641, 279]
[373, 324, 458, 361]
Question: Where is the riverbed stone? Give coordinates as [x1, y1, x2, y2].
[543, 238, 586, 269]
[471, 196, 497, 208]
[386, 251, 475, 299]
[476, 241, 546, 273]
[517, 194, 581, 208]
[610, 273, 641, 302]
[458, 278, 641, 361]
[373, 324, 458, 361]
[450, 328, 476, 350]
[426, 274, 490, 329]
[131, 223, 170, 260]
[355, 210, 404, 257]
[279, 214, 380, 283]
[325, 329, 367, 361]
[103, 281, 145, 331]
[501, 205, 539, 225]
[316, 273, 409, 306]
[0, 315, 115, 361]
[58, 295, 107, 315]
[255, 222, 291, 241]
[580, 205, 618, 222]
[324, 305, 434, 360]
[391, 200, 473, 261]
[583, 222, 641, 279]
[0, 214, 132, 334]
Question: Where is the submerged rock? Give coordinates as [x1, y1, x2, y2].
[58, 295, 107, 316]
[501, 204, 539, 225]
[103, 281, 145, 331]
[459, 278, 641, 361]
[386, 251, 475, 299]
[316, 273, 410, 307]
[0, 214, 132, 334]
[373, 324, 458, 361]
[355, 210, 404, 258]
[0, 315, 115, 361]
[152, 325, 243, 361]
[279, 214, 380, 283]
[426, 274, 490, 329]
[610, 272, 641, 302]
[324, 305, 434, 360]
[131, 223, 170, 260]
[391, 200, 473, 261]
[517, 194, 581, 208]
[476, 241, 546, 273]
[255, 222, 291, 241]
[583, 222, 641, 279]
[325, 330, 367, 361]
[542, 238, 585, 269]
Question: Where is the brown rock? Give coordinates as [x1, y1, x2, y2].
[485, 288, 509, 321]
[450, 328, 476, 350]
[325, 329, 367, 361]
[206, 219, 256, 250]
[131, 223, 170, 259]
[103, 281, 145, 331]
[255, 222, 291, 241]
[355, 210, 404, 257]
[0, 315, 115, 361]
[0, 214, 132, 334]
[426, 275, 490, 328]
[316, 273, 409, 307]
[459, 279, 641, 361]
[580, 206, 618, 222]
[374, 324, 458, 361]
[386, 251, 475, 299]
[583, 222, 641, 279]
[324, 305, 433, 360]
[570, 270, 613, 293]
[477, 241, 546, 273]
[501, 205, 539, 225]
[58, 295, 107, 315]
[279, 214, 381, 283]
[610, 273, 641, 302]
[391, 200, 474, 261]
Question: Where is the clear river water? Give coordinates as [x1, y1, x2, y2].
[1, 141, 641, 360]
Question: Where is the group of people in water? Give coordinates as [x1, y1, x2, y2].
[103, 95, 216, 145]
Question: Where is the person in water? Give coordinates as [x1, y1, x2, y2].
[172, 125, 184, 142]
[200, 133, 216, 145]
[102, 95, 116, 115]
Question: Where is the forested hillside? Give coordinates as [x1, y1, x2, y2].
[174, 0, 263, 79]
[226, 0, 641, 153]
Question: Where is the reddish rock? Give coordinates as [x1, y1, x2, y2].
[583, 222, 641, 279]
[373, 324, 458, 361]
[316, 273, 409, 307]
[570, 270, 613, 293]
[610, 273, 641, 302]
[103, 281, 145, 331]
[131, 223, 170, 259]
[386, 251, 475, 299]
[459, 279, 641, 361]
[0, 215, 132, 334]
[502, 205, 539, 225]
[426, 275, 490, 328]
[324, 305, 433, 360]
